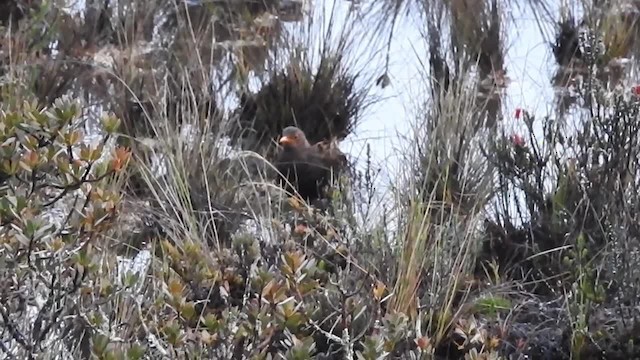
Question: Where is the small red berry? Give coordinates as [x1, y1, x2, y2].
[514, 108, 523, 119]
[511, 134, 525, 147]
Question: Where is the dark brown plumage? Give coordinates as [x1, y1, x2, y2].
[274, 126, 346, 201]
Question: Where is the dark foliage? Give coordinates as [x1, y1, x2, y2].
[0, 0, 37, 27]
[235, 54, 366, 155]
[552, 17, 582, 66]
[476, 219, 567, 296]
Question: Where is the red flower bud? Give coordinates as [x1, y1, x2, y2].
[511, 134, 525, 147]
[514, 108, 523, 119]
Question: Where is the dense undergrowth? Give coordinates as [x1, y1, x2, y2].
[2, 0, 640, 359]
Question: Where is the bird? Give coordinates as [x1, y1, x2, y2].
[274, 126, 347, 201]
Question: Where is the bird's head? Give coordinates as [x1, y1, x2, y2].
[279, 126, 311, 150]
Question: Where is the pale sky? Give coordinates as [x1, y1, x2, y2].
[311, 0, 563, 188]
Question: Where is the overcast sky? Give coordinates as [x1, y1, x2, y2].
[325, 1, 561, 186]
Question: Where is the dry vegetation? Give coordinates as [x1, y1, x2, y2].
[2, 0, 640, 359]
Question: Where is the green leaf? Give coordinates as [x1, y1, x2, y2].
[92, 334, 110, 357]
[102, 114, 121, 134]
[123, 271, 140, 288]
[203, 314, 220, 332]
[181, 302, 196, 321]
[127, 344, 146, 360]
[474, 296, 512, 317]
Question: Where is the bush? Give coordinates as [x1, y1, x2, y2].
[0, 96, 130, 357]
[4, 1, 640, 359]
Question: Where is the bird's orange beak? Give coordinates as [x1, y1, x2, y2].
[279, 136, 295, 145]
